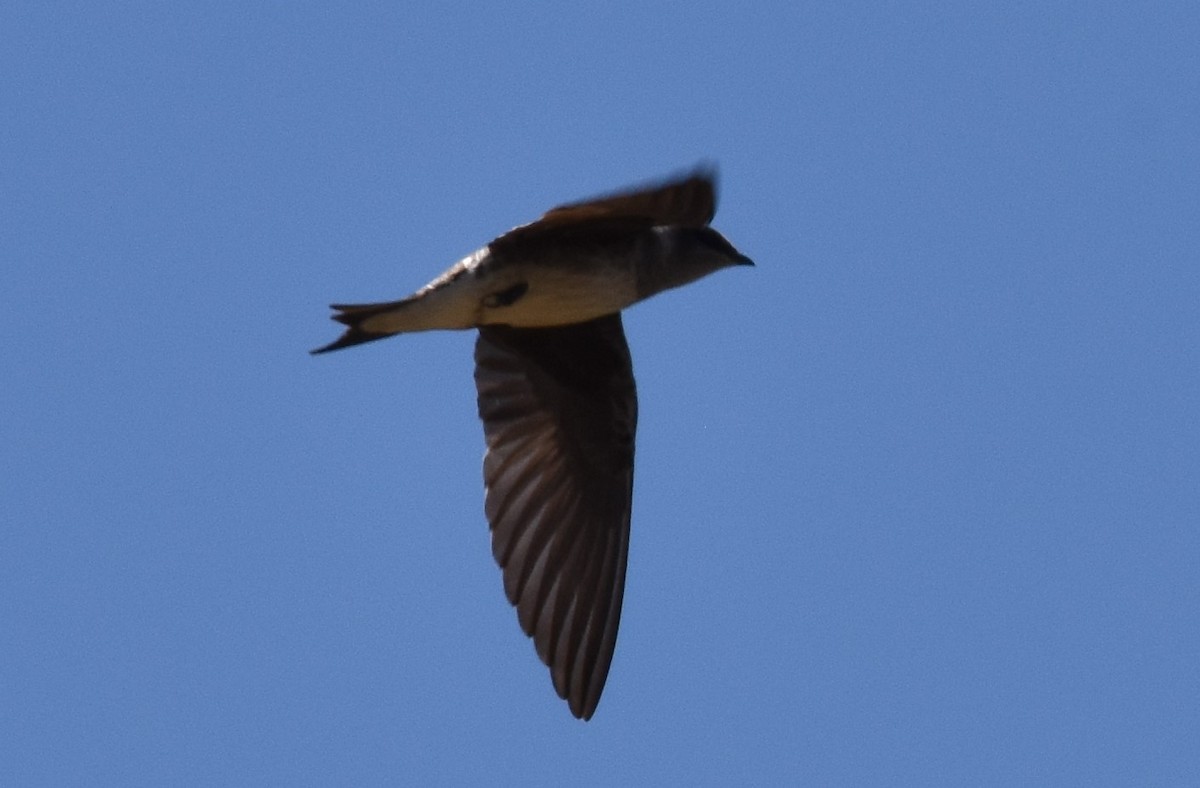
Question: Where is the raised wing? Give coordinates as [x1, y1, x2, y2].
[539, 168, 716, 227]
[490, 168, 717, 253]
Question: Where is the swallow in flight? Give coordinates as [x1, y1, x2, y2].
[314, 167, 752, 719]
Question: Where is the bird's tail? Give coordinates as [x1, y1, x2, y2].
[311, 299, 415, 354]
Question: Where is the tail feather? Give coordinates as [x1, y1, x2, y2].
[311, 300, 407, 354]
[313, 266, 480, 354]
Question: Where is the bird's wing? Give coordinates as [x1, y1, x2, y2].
[539, 168, 717, 227]
[490, 168, 717, 253]
[474, 313, 637, 720]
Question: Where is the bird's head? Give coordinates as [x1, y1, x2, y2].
[645, 226, 753, 296]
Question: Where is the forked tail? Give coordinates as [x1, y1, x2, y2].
[311, 300, 409, 354]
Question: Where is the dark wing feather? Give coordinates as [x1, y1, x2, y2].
[490, 168, 717, 252]
[540, 168, 716, 227]
[474, 313, 637, 720]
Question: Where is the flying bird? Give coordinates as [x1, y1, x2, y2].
[314, 167, 752, 719]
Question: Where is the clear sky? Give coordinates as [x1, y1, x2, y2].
[3, 2, 1198, 784]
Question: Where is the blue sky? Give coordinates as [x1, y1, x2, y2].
[3, 2, 1198, 784]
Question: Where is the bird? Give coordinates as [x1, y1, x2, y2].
[313, 167, 752, 719]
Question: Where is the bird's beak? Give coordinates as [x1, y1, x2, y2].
[735, 254, 755, 266]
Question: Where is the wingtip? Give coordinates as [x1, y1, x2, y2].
[689, 159, 718, 181]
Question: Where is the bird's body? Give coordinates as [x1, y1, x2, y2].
[336, 236, 643, 336]
[315, 168, 751, 719]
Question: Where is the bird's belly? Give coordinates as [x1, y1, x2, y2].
[482, 269, 638, 327]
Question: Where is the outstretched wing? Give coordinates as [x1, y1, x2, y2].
[474, 313, 637, 720]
